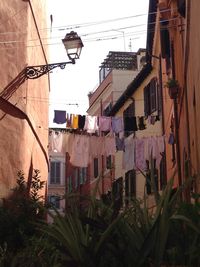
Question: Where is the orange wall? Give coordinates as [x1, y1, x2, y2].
[0, 0, 49, 198]
[156, 0, 187, 188]
[186, 0, 200, 192]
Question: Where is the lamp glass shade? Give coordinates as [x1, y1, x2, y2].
[62, 31, 83, 60]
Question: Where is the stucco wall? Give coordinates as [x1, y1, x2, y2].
[186, 0, 200, 192]
[0, 0, 49, 198]
[114, 69, 163, 200]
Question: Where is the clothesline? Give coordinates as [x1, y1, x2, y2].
[53, 110, 160, 134]
[49, 130, 166, 171]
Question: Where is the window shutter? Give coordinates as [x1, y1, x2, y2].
[106, 155, 112, 169]
[67, 176, 72, 193]
[74, 168, 79, 189]
[94, 158, 98, 178]
[178, 0, 186, 17]
[160, 20, 170, 59]
[50, 161, 61, 184]
[150, 78, 157, 112]
[144, 85, 150, 116]
[146, 172, 151, 195]
[123, 101, 135, 137]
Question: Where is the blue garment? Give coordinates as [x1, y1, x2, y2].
[115, 136, 125, 151]
[53, 110, 66, 124]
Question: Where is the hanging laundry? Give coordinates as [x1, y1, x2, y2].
[155, 135, 165, 168]
[53, 110, 66, 124]
[144, 136, 165, 168]
[99, 116, 112, 132]
[115, 136, 125, 151]
[119, 131, 124, 139]
[104, 136, 116, 156]
[168, 133, 175, 144]
[72, 114, 79, 129]
[70, 135, 90, 167]
[135, 138, 146, 171]
[157, 135, 165, 154]
[111, 117, 124, 133]
[84, 115, 99, 133]
[144, 137, 152, 162]
[49, 131, 63, 153]
[124, 116, 138, 131]
[138, 116, 146, 130]
[62, 132, 75, 155]
[122, 135, 135, 171]
[78, 115, 86, 129]
[66, 113, 72, 128]
[89, 136, 105, 157]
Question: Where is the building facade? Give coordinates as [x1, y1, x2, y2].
[0, 0, 49, 199]
[183, 0, 200, 194]
[87, 49, 147, 200]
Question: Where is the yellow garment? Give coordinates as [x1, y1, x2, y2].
[72, 114, 79, 129]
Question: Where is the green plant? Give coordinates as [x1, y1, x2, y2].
[0, 170, 46, 266]
[39, 175, 200, 267]
[1, 171, 200, 266]
[165, 78, 179, 88]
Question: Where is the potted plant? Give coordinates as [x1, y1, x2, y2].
[165, 78, 179, 99]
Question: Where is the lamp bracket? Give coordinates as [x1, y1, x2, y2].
[26, 60, 75, 79]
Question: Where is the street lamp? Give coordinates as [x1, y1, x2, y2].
[26, 31, 84, 79]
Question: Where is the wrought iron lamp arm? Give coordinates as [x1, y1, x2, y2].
[26, 59, 75, 79]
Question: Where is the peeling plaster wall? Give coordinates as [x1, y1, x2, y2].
[0, 0, 49, 198]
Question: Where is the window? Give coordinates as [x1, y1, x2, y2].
[106, 155, 112, 169]
[160, 20, 171, 71]
[160, 156, 167, 190]
[103, 103, 112, 116]
[125, 170, 136, 205]
[79, 167, 87, 184]
[67, 176, 72, 193]
[144, 78, 158, 116]
[74, 168, 79, 189]
[145, 160, 158, 195]
[99, 67, 111, 84]
[150, 79, 157, 112]
[160, 20, 171, 59]
[49, 195, 60, 209]
[94, 158, 98, 178]
[50, 161, 61, 184]
[178, 0, 186, 17]
[123, 101, 135, 137]
[112, 177, 123, 208]
[74, 167, 88, 189]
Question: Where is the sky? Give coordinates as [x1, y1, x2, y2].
[46, 0, 149, 127]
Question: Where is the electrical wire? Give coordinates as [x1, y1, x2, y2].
[0, 16, 181, 46]
[0, 7, 175, 36]
[0, 24, 184, 52]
